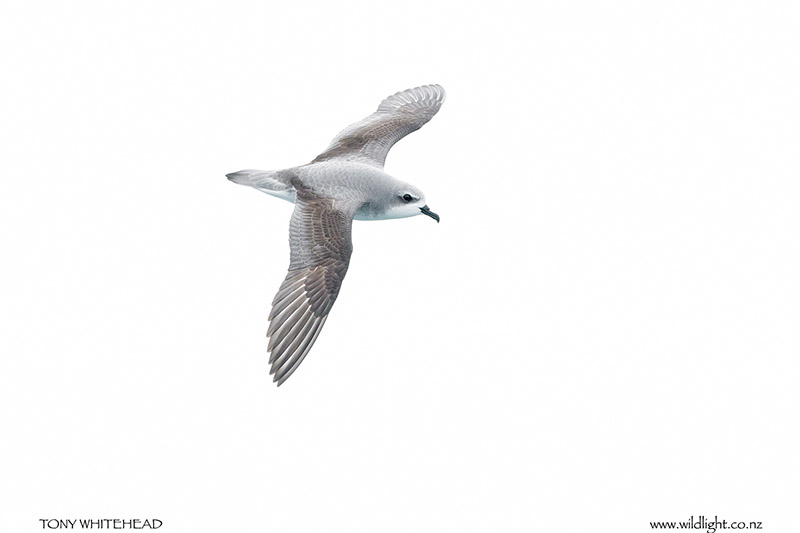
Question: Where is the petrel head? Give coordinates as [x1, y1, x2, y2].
[384, 185, 440, 223]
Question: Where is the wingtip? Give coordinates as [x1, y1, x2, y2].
[378, 84, 447, 113]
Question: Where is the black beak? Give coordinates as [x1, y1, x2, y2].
[419, 205, 440, 223]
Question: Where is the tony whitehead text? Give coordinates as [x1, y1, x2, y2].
[39, 519, 162, 529]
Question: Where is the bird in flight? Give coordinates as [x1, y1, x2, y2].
[227, 84, 445, 386]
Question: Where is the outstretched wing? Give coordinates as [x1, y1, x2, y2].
[267, 180, 360, 385]
[312, 84, 446, 168]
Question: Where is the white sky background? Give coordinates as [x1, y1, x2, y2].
[1, 1, 799, 531]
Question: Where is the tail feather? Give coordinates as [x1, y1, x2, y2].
[226, 169, 295, 202]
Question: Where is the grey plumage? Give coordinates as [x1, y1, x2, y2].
[313, 84, 446, 167]
[228, 84, 445, 386]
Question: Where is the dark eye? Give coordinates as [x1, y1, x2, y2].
[402, 194, 413, 202]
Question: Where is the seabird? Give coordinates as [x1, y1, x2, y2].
[227, 84, 445, 386]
